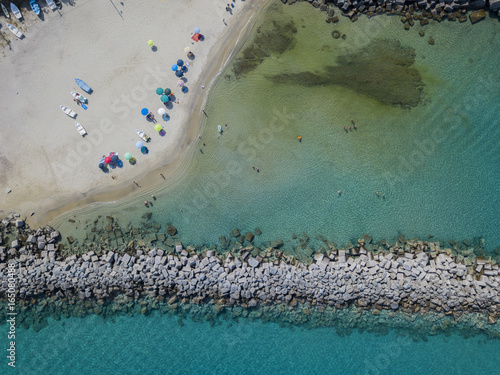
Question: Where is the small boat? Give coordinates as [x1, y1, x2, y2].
[71, 91, 88, 104]
[6, 23, 23, 38]
[1, 3, 10, 18]
[10, 2, 21, 19]
[136, 129, 151, 143]
[75, 78, 92, 94]
[74, 121, 87, 137]
[60, 105, 76, 118]
[53, 0, 61, 9]
[30, 0, 40, 15]
[45, 0, 57, 11]
[218, 125, 223, 135]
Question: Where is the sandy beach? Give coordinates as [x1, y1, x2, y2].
[0, 0, 265, 225]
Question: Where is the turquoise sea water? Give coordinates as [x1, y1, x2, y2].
[14, 313, 500, 374]
[16, 3, 500, 374]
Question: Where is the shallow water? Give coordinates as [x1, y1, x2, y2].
[14, 3, 500, 374]
[53, 4, 500, 253]
[14, 313, 500, 375]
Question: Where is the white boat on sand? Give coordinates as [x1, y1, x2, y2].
[136, 129, 151, 142]
[60, 105, 76, 118]
[6, 23, 23, 38]
[71, 91, 88, 104]
[75, 121, 87, 136]
[10, 2, 21, 19]
[1, 3, 10, 18]
[45, 0, 57, 11]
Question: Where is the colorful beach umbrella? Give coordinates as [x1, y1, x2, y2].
[176, 59, 184, 66]
[160, 95, 169, 103]
[175, 70, 183, 77]
[194, 27, 200, 34]
[184, 47, 190, 53]
[158, 108, 166, 115]
[148, 40, 154, 46]
[154, 124, 162, 132]
[124, 152, 132, 160]
[164, 88, 171, 95]
[171, 64, 178, 71]
[177, 80, 184, 87]
[156, 87, 163, 95]
[141, 108, 149, 116]
[136, 141, 143, 149]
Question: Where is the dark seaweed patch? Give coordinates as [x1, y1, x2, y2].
[266, 39, 425, 107]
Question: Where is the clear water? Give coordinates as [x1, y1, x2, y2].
[52, 3, 500, 253]
[28, 4, 500, 374]
[14, 313, 500, 375]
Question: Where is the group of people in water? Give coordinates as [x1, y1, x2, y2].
[344, 119, 357, 133]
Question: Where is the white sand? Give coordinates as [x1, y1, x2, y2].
[0, 0, 264, 223]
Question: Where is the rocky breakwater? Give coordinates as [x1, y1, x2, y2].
[0, 223, 499, 331]
[283, 0, 499, 24]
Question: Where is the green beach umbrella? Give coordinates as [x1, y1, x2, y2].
[156, 87, 163, 95]
[164, 88, 171, 95]
[124, 152, 132, 160]
[148, 40, 154, 46]
[160, 95, 169, 103]
[154, 124, 162, 132]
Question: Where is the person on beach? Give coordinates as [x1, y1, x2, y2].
[202, 109, 208, 117]
[134, 181, 140, 187]
[225, 123, 228, 127]
[382, 194, 385, 199]
[344, 125, 348, 133]
[256, 167, 259, 172]
[151, 195, 156, 200]
[144, 201, 149, 207]
[298, 136, 302, 142]
[353, 123, 357, 130]
[376, 192, 380, 197]
[159, 173, 165, 179]
[337, 190, 342, 196]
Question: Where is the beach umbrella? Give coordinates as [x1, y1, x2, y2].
[141, 108, 149, 116]
[164, 88, 171, 95]
[141, 146, 149, 154]
[184, 47, 190, 53]
[182, 86, 189, 93]
[194, 27, 200, 34]
[154, 124, 162, 132]
[158, 108, 166, 115]
[177, 80, 184, 87]
[161, 95, 169, 103]
[136, 141, 143, 149]
[104, 156, 111, 164]
[156, 87, 164, 95]
[181, 65, 187, 72]
[124, 152, 132, 160]
[99, 162, 105, 169]
[110, 155, 118, 163]
[148, 40, 154, 46]
[177, 59, 184, 66]
[175, 70, 183, 77]
[171, 64, 178, 71]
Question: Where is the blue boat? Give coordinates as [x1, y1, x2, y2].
[75, 78, 93, 94]
[30, 0, 40, 15]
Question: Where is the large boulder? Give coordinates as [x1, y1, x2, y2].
[469, 9, 486, 23]
[490, 0, 500, 11]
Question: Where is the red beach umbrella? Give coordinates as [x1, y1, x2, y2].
[104, 156, 111, 164]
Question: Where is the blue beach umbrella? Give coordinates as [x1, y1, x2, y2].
[175, 70, 183, 77]
[171, 64, 178, 71]
[141, 146, 149, 154]
[141, 108, 148, 116]
[194, 27, 200, 34]
[160, 95, 169, 103]
[176, 59, 184, 66]
[136, 141, 143, 149]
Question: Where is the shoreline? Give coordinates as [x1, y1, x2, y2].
[0, 0, 269, 228]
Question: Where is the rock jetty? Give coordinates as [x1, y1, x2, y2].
[0, 215, 498, 335]
[283, 0, 500, 23]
